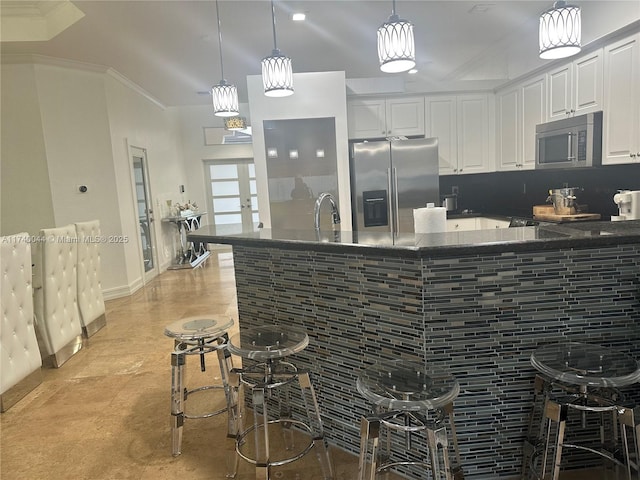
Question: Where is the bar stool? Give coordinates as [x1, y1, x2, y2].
[226, 325, 334, 480]
[522, 342, 640, 480]
[164, 315, 235, 456]
[357, 359, 464, 480]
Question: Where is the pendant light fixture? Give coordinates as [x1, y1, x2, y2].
[262, 0, 294, 97]
[539, 1, 581, 60]
[377, 0, 416, 73]
[211, 0, 239, 117]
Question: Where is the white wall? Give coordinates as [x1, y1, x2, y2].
[247, 71, 351, 230]
[104, 72, 187, 286]
[1, 60, 189, 299]
[0, 64, 55, 236]
[173, 104, 254, 228]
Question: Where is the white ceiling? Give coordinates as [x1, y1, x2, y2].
[1, 0, 639, 107]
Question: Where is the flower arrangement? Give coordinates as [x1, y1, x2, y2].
[175, 201, 198, 217]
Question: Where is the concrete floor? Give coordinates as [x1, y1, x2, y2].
[0, 252, 623, 479]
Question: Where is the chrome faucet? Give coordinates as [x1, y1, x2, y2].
[314, 192, 341, 230]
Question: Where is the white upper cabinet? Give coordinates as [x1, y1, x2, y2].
[603, 33, 640, 165]
[425, 96, 457, 174]
[347, 96, 425, 139]
[496, 74, 546, 172]
[426, 94, 493, 175]
[547, 49, 603, 121]
[521, 75, 546, 169]
[496, 88, 520, 171]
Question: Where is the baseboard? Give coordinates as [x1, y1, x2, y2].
[102, 277, 144, 300]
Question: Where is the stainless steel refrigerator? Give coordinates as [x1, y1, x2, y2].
[350, 137, 439, 233]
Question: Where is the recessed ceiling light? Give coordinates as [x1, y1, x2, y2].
[292, 12, 306, 21]
[408, 69, 418, 74]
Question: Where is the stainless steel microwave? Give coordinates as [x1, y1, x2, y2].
[535, 111, 602, 169]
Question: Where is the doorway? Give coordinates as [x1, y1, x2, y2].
[131, 146, 158, 282]
[204, 159, 258, 235]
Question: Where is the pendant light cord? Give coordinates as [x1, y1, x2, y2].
[270, 0, 278, 51]
[391, 0, 396, 16]
[215, 0, 225, 80]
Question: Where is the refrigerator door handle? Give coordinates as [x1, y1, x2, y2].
[393, 167, 399, 233]
[387, 168, 394, 233]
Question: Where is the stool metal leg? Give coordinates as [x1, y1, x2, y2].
[443, 402, 464, 479]
[619, 406, 640, 480]
[358, 416, 381, 480]
[522, 375, 549, 480]
[426, 425, 451, 480]
[541, 399, 568, 480]
[298, 371, 334, 479]
[170, 349, 186, 456]
[278, 380, 294, 451]
[253, 386, 270, 480]
[222, 353, 241, 479]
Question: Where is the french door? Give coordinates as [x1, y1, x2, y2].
[204, 159, 258, 235]
[131, 146, 158, 282]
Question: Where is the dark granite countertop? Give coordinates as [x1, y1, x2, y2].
[188, 220, 640, 258]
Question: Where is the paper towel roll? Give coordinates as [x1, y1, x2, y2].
[413, 204, 447, 233]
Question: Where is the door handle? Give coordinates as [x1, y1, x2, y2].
[393, 167, 399, 233]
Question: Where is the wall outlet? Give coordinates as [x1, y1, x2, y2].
[452, 186, 459, 195]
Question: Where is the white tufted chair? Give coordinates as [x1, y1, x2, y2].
[1, 233, 43, 411]
[32, 225, 83, 367]
[75, 220, 107, 337]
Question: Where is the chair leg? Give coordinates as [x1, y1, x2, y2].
[252, 386, 270, 480]
[427, 425, 451, 480]
[170, 349, 186, 456]
[619, 406, 640, 480]
[225, 368, 241, 478]
[298, 371, 334, 479]
[542, 399, 568, 480]
[358, 416, 381, 480]
[278, 380, 294, 451]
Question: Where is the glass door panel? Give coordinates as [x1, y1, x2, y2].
[131, 146, 157, 280]
[205, 159, 258, 233]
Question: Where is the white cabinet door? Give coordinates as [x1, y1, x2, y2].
[427, 95, 492, 175]
[386, 96, 425, 136]
[573, 49, 603, 115]
[446, 218, 477, 232]
[347, 99, 387, 139]
[547, 50, 603, 121]
[426, 96, 458, 175]
[547, 63, 572, 120]
[457, 95, 490, 174]
[347, 97, 425, 139]
[521, 75, 546, 169]
[477, 218, 510, 230]
[603, 34, 640, 165]
[496, 88, 520, 171]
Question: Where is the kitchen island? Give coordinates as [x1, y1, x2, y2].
[188, 221, 640, 479]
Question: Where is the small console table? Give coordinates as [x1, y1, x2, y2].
[162, 212, 210, 269]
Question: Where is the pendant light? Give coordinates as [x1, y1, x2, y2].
[211, 0, 239, 117]
[262, 0, 294, 97]
[377, 0, 416, 73]
[539, 1, 581, 60]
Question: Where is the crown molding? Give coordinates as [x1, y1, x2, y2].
[1, 54, 166, 110]
[105, 69, 166, 110]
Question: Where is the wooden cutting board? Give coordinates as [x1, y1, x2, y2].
[532, 205, 601, 221]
